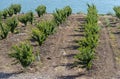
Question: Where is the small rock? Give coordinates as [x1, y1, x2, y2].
[54, 66, 65, 71]
[61, 49, 66, 56]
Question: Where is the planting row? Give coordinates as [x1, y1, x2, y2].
[75, 4, 100, 70]
[0, 5, 72, 68]
[53, 6, 72, 25]
[0, 4, 46, 19]
[0, 12, 34, 39]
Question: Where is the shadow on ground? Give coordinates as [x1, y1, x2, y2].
[69, 34, 84, 37]
[0, 71, 22, 79]
[112, 31, 120, 35]
[57, 73, 85, 79]
[64, 54, 76, 58]
[65, 45, 79, 50]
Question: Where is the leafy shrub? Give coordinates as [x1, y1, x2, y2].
[0, 23, 10, 39]
[53, 9, 65, 25]
[113, 6, 120, 19]
[53, 6, 72, 25]
[63, 6, 72, 17]
[2, 9, 8, 19]
[37, 20, 55, 37]
[79, 35, 99, 50]
[6, 17, 18, 33]
[7, 7, 14, 16]
[84, 23, 99, 37]
[10, 42, 35, 68]
[9, 4, 21, 14]
[35, 5, 46, 17]
[32, 28, 45, 46]
[86, 4, 98, 25]
[26, 11, 34, 24]
[75, 47, 95, 70]
[18, 12, 34, 26]
[18, 14, 28, 26]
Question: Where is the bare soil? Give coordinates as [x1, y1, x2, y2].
[0, 14, 120, 79]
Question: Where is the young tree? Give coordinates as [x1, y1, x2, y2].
[18, 14, 28, 26]
[10, 42, 35, 68]
[32, 28, 45, 46]
[10, 4, 21, 14]
[0, 23, 10, 39]
[113, 6, 120, 19]
[6, 17, 18, 33]
[35, 5, 46, 17]
[2, 9, 8, 19]
[7, 7, 14, 16]
[26, 11, 34, 24]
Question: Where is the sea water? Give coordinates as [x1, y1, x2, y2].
[0, 0, 120, 14]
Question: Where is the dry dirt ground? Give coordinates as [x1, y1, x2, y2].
[0, 14, 120, 79]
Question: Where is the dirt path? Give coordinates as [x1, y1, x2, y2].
[104, 16, 120, 79]
[92, 18, 117, 79]
[39, 14, 93, 79]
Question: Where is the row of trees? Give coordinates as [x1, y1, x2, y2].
[0, 5, 47, 40]
[0, 4, 21, 19]
[53, 6, 72, 25]
[0, 4, 46, 19]
[18, 11, 34, 26]
[7, 5, 71, 68]
[32, 6, 72, 46]
[75, 4, 99, 70]
[0, 4, 47, 68]
[0, 17, 18, 39]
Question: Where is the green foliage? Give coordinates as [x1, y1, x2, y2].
[6, 17, 18, 33]
[37, 20, 55, 37]
[26, 11, 34, 24]
[63, 6, 72, 17]
[32, 28, 45, 46]
[75, 4, 99, 70]
[0, 11, 2, 21]
[18, 14, 28, 26]
[10, 42, 35, 68]
[53, 6, 72, 25]
[32, 20, 56, 46]
[75, 47, 95, 70]
[35, 5, 46, 17]
[0, 23, 10, 39]
[18, 12, 34, 26]
[7, 7, 14, 16]
[113, 6, 120, 19]
[53, 9, 65, 25]
[2, 9, 8, 19]
[84, 23, 99, 37]
[79, 34, 99, 50]
[9, 4, 21, 14]
[86, 4, 98, 25]
[7, 4, 21, 16]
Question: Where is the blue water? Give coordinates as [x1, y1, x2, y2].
[0, 0, 120, 14]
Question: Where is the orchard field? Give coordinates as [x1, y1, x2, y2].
[0, 4, 120, 79]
